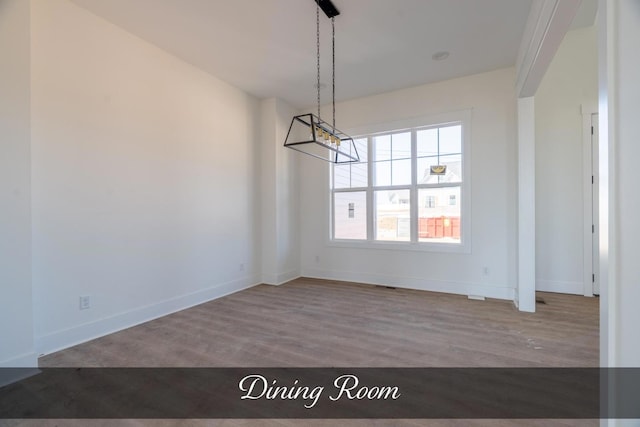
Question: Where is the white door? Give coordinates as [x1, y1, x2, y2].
[591, 113, 600, 295]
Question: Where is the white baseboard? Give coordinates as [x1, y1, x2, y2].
[0, 351, 38, 368]
[36, 275, 261, 356]
[302, 268, 515, 301]
[263, 270, 301, 286]
[277, 270, 300, 285]
[536, 279, 583, 295]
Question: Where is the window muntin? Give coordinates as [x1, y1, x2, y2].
[416, 125, 462, 185]
[331, 117, 468, 250]
[373, 132, 411, 187]
[333, 138, 368, 189]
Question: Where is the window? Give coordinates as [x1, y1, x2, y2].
[333, 138, 368, 240]
[425, 196, 436, 208]
[331, 112, 470, 251]
[334, 192, 367, 240]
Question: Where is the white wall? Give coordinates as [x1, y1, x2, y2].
[300, 68, 518, 300]
[0, 0, 36, 367]
[535, 26, 598, 295]
[30, 0, 262, 355]
[517, 96, 536, 312]
[612, 0, 640, 369]
[274, 100, 300, 282]
[260, 98, 300, 285]
[260, 100, 278, 284]
[601, 0, 640, 368]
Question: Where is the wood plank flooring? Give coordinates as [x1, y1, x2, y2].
[6, 278, 599, 427]
[40, 278, 598, 368]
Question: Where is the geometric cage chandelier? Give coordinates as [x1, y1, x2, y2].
[283, 0, 360, 163]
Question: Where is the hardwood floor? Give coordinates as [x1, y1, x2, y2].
[40, 278, 598, 368]
[7, 278, 598, 427]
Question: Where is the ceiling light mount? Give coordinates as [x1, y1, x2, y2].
[315, 0, 340, 19]
[432, 51, 450, 61]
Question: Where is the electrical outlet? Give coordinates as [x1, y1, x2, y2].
[239, 263, 245, 272]
[315, 255, 320, 263]
[79, 296, 91, 310]
[482, 267, 490, 276]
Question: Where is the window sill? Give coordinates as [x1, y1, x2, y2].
[327, 239, 471, 254]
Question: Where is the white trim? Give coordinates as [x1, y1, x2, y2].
[597, 0, 616, 369]
[344, 110, 472, 139]
[516, 0, 582, 97]
[262, 273, 277, 284]
[581, 104, 593, 297]
[591, 114, 600, 297]
[302, 268, 515, 301]
[0, 352, 38, 368]
[264, 271, 301, 286]
[277, 271, 301, 285]
[582, 103, 598, 297]
[536, 279, 584, 295]
[517, 97, 536, 312]
[328, 239, 469, 254]
[35, 276, 261, 356]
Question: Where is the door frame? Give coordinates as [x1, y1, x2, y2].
[582, 104, 599, 297]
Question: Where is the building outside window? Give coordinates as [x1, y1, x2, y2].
[331, 111, 470, 252]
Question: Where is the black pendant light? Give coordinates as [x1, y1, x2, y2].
[283, 0, 360, 163]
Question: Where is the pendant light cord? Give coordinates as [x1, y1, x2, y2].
[332, 17, 336, 131]
[315, 4, 337, 132]
[316, 3, 321, 119]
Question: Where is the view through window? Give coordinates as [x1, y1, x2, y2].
[332, 119, 466, 248]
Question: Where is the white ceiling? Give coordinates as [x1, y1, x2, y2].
[70, 0, 595, 109]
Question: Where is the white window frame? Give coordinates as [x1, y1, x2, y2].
[329, 110, 472, 254]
